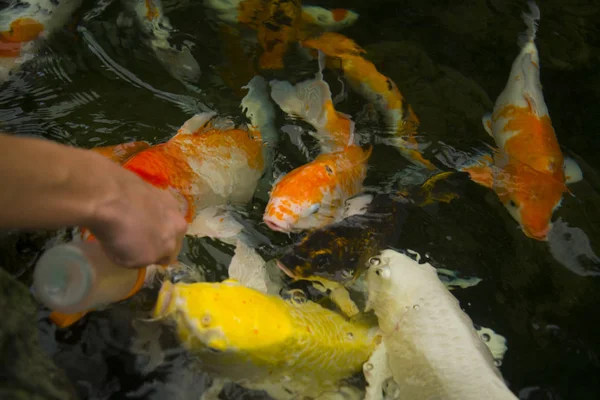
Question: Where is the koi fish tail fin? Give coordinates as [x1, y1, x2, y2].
[518, 1, 541, 48]
[241, 75, 279, 198]
[241, 76, 278, 160]
[270, 51, 353, 152]
[434, 142, 495, 189]
[228, 239, 281, 294]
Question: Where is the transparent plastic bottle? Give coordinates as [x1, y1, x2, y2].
[33, 241, 147, 315]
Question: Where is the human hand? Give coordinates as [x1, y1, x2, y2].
[86, 157, 188, 269]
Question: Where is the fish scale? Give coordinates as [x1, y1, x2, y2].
[153, 280, 379, 398]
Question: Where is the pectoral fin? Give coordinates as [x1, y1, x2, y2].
[363, 341, 396, 400]
[91, 141, 150, 164]
[564, 156, 583, 184]
[187, 206, 244, 243]
[460, 154, 495, 189]
[482, 112, 493, 136]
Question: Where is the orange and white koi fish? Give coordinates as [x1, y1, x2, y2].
[0, 0, 83, 83]
[204, 0, 358, 70]
[458, 1, 581, 241]
[264, 53, 371, 232]
[301, 32, 436, 170]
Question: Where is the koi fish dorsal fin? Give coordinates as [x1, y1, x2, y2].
[564, 157, 583, 184]
[177, 111, 218, 135]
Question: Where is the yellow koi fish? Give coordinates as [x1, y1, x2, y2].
[153, 279, 379, 399]
[301, 32, 436, 170]
[459, 1, 582, 240]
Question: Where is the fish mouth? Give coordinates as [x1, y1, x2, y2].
[523, 224, 551, 241]
[264, 217, 291, 232]
[276, 260, 298, 279]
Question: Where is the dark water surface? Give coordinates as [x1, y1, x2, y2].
[1, 0, 600, 399]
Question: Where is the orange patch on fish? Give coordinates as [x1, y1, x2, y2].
[1, 18, 44, 43]
[179, 127, 264, 171]
[0, 18, 44, 57]
[322, 99, 353, 148]
[494, 105, 563, 175]
[461, 154, 495, 189]
[497, 160, 566, 240]
[145, 0, 161, 21]
[331, 9, 349, 22]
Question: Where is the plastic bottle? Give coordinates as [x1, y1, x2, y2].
[32, 241, 147, 315]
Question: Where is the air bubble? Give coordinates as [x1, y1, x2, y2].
[413, 304, 420, 310]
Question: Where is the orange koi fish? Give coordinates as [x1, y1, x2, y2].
[0, 0, 83, 83]
[301, 32, 436, 170]
[264, 53, 371, 232]
[459, 1, 581, 241]
[204, 0, 358, 70]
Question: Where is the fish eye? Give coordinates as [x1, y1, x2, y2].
[368, 257, 381, 267]
[509, 200, 518, 208]
[324, 165, 334, 175]
[307, 203, 321, 215]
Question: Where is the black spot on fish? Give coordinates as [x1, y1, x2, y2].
[325, 165, 333, 175]
[263, 21, 281, 32]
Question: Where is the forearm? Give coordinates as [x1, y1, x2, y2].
[0, 133, 118, 231]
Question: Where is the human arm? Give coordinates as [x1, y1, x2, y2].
[0, 133, 188, 267]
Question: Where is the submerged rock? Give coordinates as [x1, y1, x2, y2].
[0, 267, 77, 400]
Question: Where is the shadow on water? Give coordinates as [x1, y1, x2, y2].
[1, 0, 600, 399]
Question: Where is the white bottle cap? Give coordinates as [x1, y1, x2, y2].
[33, 243, 93, 312]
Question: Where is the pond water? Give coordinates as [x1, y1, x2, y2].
[1, 0, 600, 399]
